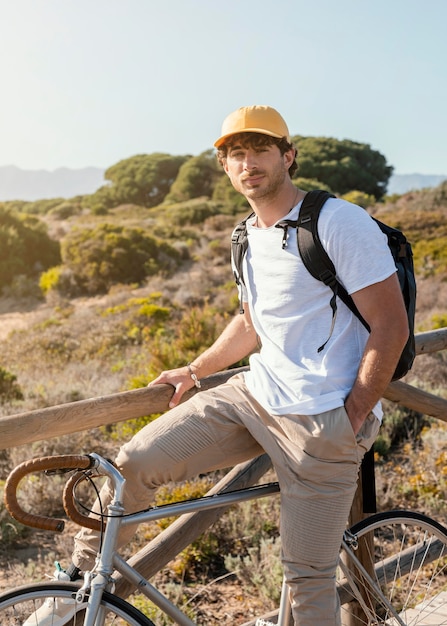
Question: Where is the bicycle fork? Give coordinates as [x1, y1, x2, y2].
[75, 459, 127, 626]
[76, 570, 111, 626]
[277, 577, 292, 626]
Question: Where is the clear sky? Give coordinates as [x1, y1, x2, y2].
[0, 0, 445, 175]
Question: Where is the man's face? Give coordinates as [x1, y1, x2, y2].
[223, 137, 293, 202]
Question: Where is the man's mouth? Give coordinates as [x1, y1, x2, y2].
[243, 174, 264, 186]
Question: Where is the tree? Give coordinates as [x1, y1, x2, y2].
[87, 153, 190, 212]
[292, 136, 393, 200]
[0, 205, 60, 290]
[165, 150, 223, 203]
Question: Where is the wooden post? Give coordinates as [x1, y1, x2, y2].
[341, 474, 372, 625]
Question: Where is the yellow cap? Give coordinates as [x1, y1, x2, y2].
[214, 105, 290, 148]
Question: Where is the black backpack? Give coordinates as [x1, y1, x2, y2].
[231, 189, 416, 382]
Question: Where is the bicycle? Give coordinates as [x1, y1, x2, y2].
[2, 453, 447, 625]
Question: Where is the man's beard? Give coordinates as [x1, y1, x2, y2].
[237, 163, 289, 202]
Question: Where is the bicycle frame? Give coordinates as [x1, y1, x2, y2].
[75, 453, 282, 626]
[72, 454, 408, 626]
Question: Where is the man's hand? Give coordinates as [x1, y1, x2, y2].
[345, 273, 409, 434]
[148, 366, 196, 409]
[148, 309, 258, 410]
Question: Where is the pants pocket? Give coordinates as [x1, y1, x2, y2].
[355, 411, 380, 455]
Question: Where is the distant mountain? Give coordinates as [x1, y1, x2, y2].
[0, 165, 105, 201]
[387, 173, 446, 195]
[0, 165, 445, 203]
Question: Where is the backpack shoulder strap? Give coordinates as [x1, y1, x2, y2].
[231, 212, 254, 313]
[297, 190, 369, 333]
[297, 190, 337, 286]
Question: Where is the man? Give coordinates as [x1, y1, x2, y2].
[28, 105, 408, 625]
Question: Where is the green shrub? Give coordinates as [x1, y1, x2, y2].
[102, 414, 160, 440]
[432, 313, 447, 329]
[0, 494, 26, 545]
[39, 265, 76, 296]
[103, 294, 173, 345]
[0, 205, 61, 290]
[413, 237, 447, 278]
[211, 176, 249, 213]
[342, 190, 376, 208]
[59, 224, 182, 295]
[162, 200, 219, 226]
[375, 405, 428, 458]
[0, 367, 24, 403]
[48, 200, 82, 219]
[4, 198, 65, 215]
[225, 537, 283, 603]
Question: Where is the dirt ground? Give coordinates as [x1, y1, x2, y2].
[0, 296, 51, 341]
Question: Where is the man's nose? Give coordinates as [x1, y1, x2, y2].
[243, 151, 259, 170]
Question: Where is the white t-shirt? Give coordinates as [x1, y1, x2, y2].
[242, 196, 396, 420]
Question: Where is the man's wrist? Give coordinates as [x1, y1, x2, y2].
[187, 362, 201, 389]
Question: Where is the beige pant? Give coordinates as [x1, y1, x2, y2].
[73, 373, 379, 625]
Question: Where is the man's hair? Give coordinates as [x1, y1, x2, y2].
[216, 132, 298, 178]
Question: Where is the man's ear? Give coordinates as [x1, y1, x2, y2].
[284, 148, 296, 169]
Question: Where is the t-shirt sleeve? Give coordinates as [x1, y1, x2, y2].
[318, 200, 396, 295]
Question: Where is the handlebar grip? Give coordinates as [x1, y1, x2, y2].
[63, 471, 102, 532]
[4, 455, 95, 533]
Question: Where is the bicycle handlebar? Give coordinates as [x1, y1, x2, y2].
[63, 470, 103, 532]
[4, 454, 100, 533]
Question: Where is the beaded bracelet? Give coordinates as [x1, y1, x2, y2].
[187, 363, 201, 389]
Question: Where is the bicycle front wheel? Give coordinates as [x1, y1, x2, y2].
[0, 581, 155, 625]
[338, 510, 447, 625]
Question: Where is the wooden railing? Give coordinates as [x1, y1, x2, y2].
[1, 328, 446, 450]
[1, 328, 447, 615]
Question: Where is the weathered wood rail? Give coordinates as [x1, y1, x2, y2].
[2, 327, 447, 620]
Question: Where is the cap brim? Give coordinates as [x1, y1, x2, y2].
[214, 128, 285, 148]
